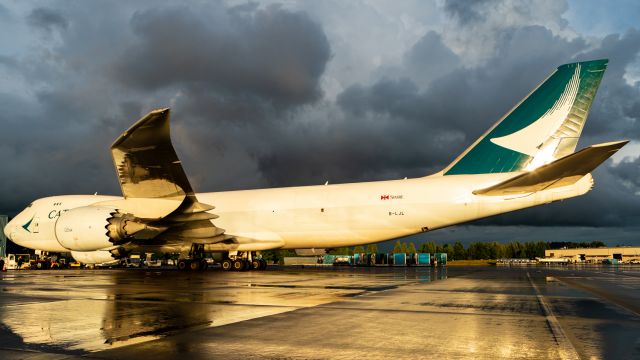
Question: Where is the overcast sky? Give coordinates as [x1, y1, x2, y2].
[1, 0, 639, 246]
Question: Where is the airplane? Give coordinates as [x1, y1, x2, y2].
[4, 59, 628, 271]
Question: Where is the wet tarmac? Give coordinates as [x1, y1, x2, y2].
[1, 265, 639, 359]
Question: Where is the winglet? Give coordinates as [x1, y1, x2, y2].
[111, 108, 193, 201]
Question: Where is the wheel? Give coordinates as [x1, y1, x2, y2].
[221, 259, 233, 271]
[189, 260, 201, 271]
[259, 259, 267, 270]
[232, 259, 246, 271]
[36, 262, 43, 269]
[177, 259, 188, 271]
[251, 259, 261, 270]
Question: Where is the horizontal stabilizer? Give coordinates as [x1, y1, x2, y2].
[473, 140, 628, 196]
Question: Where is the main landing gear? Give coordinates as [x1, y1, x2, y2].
[177, 258, 208, 271]
[177, 244, 208, 271]
[221, 251, 267, 272]
[176, 245, 266, 272]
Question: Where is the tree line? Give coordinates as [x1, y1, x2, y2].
[327, 240, 606, 260]
[262, 240, 606, 263]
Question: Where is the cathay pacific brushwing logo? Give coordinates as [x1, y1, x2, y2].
[22, 216, 34, 232]
[490, 64, 581, 156]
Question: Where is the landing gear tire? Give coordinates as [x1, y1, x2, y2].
[222, 259, 233, 271]
[189, 260, 201, 271]
[232, 259, 246, 271]
[259, 259, 267, 270]
[177, 259, 188, 271]
[251, 259, 261, 270]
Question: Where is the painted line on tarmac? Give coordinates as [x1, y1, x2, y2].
[527, 272, 580, 360]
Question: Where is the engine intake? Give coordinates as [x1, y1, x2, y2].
[55, 206, 146, 251]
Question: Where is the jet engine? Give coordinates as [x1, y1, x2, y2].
[55, 206, 148, 251]
[70, 250, 118, 264]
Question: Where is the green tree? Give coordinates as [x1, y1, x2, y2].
[453, 242, 465, 260]
[366, 243, 378, 253]
[328, 247, 351, 255]
[442, 243, 452, 256]
[393, 241, 403, 253]
[420, 241, 436, 254]
[407, 242, 417, 254]
[353, 245, 365, 254]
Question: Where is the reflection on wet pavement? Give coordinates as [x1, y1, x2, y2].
[1, 266, 639, 359]
[0, 268, 447, 353]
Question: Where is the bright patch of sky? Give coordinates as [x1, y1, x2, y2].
[565, 0, 640, 36]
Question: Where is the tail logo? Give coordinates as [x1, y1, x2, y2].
[489, 64, 581, 157]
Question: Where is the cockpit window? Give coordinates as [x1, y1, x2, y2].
[26, 203, 33, 208]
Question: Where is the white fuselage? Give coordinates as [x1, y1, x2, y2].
[4, 172, 593, 253]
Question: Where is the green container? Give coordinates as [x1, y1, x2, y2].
[433, 253, 447, 266]
[417, 253, 430, 265]
[393, 253, 406, 266]
[323, 255, 336, 265]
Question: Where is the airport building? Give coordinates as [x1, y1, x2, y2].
[545, 247, 640, 263]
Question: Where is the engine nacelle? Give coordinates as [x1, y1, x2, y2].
[55, 206, 146, 251]
[71, 250, 118, 264]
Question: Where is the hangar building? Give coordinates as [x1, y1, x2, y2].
[545, 247, 640, 263]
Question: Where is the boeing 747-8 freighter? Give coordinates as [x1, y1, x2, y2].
[4, 59, 627, 270]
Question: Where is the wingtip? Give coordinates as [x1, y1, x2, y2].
[592, 140, 629, 149]
[111, 107, 171, 148]
[150, 107, 170, 114]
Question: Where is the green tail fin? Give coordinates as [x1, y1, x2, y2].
[443, 59, 608, 175]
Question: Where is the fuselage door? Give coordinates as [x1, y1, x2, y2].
[31, 216, 40, 234]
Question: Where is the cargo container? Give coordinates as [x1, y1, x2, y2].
[375, 253, 389, 265]
[433, 253, 447, 266]
[417, 253, 431, 266]
[393, 253, 406, 266]
[323, 255, 336, 265]
[365, 253, 376, 265]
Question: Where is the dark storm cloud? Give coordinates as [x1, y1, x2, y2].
[609, 156, 640, 191]
[577, 30, 640, 141]
[113, 4, 330, 108]
[443, 0, 495, 24]
[402, 31, 460, 86]
[27, 7, 68, 32]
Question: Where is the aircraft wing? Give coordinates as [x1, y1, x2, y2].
[107, 108, 226, 244]
[473, 140, 628, 196]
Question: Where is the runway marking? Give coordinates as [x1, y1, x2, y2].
[527, 272, 580, 360]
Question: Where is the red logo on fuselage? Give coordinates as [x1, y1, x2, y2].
[380, 195, 390, 200]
